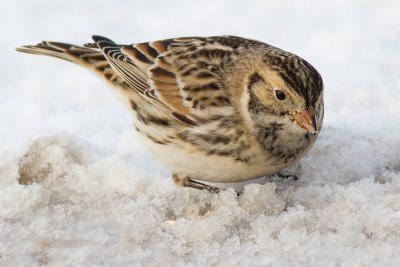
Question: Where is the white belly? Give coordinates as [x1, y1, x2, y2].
[143, 137, 282, 183]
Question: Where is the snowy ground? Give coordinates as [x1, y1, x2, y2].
[1, 0, 400, 266]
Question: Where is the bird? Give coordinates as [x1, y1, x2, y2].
[16, 35, 324, 192]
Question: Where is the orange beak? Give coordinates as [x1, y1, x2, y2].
[293, 106, 317, 134]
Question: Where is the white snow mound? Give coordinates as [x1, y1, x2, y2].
[1, 131, 400, 266]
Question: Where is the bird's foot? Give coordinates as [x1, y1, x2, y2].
[172, 173, 220, 193]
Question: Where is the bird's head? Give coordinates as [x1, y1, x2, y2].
[244, 49, 324, 136]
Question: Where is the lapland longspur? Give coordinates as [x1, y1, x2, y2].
[17, 35, 324, 192]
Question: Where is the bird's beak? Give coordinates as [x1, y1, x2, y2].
[293, 106, 317, 134]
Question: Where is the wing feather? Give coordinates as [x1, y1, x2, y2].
[93, 35, 235, 125]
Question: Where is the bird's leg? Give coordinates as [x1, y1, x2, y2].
[172, 173, 220, 193]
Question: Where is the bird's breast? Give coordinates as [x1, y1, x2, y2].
[255, 121, 318, 167]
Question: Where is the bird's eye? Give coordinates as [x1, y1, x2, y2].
[274, 90, 286, 101]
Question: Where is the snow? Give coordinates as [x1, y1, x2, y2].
[1, 0, 400, 266]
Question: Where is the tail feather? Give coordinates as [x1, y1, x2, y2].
[15, 37, 150, 112]
[17, 41, 101, 65]
[16, 39, 127, 88]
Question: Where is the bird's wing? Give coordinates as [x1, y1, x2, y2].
[93, 36, 235, 125]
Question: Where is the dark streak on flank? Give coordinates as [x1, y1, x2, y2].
[130, 100, 138, 111]
[193, 133, 231, 145]
[176, 127, 250, 163]
[130, 99, 171, 126]
[95, 64, 108, 72]
[146, 135, 167, 145]
[171, 112, 196, 126]
[147, 116, 170, 126]
[136, 113, 148, 125]
[104, 72, 112, 80]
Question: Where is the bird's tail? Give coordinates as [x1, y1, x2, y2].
[17, 41, 102, 65]
[16, 40, 125, 87]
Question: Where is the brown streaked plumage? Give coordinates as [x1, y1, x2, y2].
[16, 35, 324, 192]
